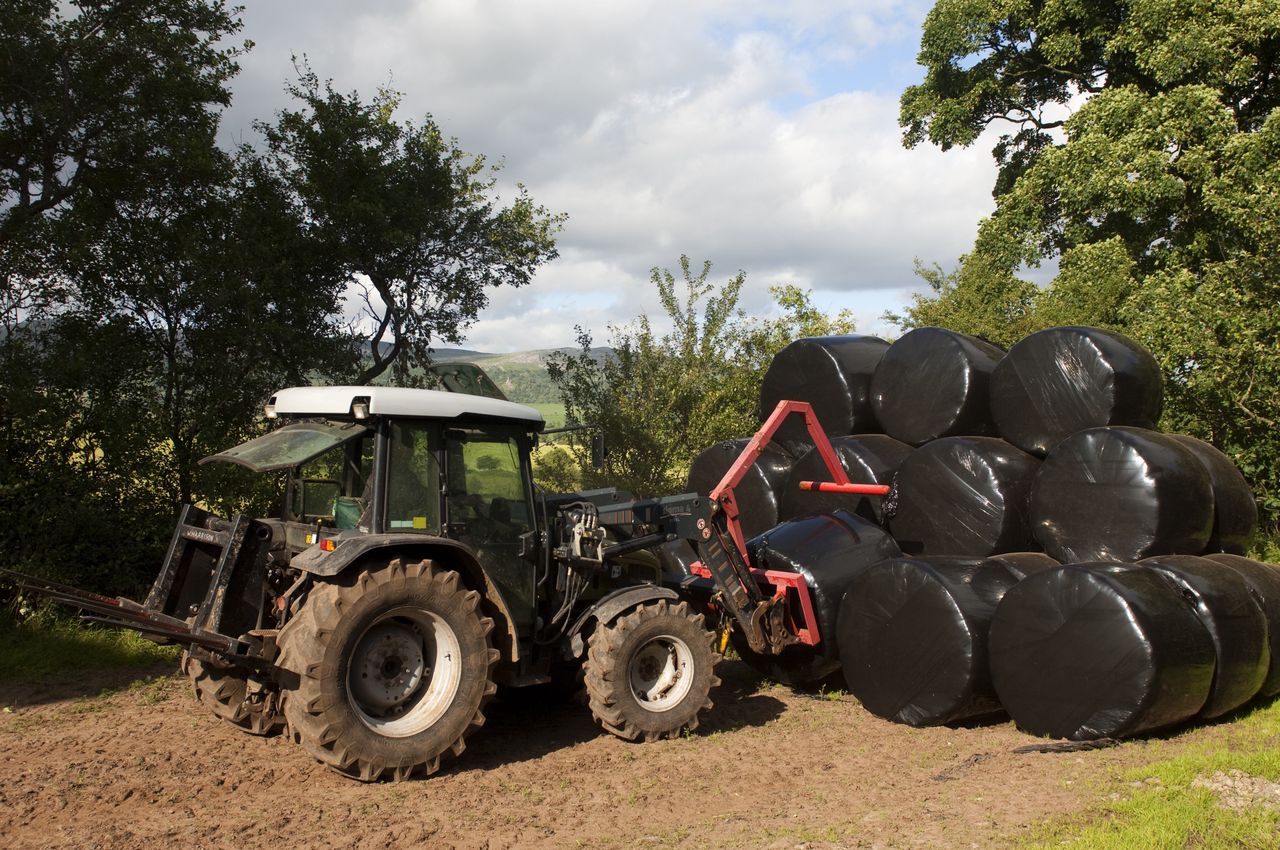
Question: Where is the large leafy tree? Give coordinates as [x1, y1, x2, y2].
[897, 0, 1280, 537]
[544, 258, 855, 497]
[258, 70, 564, 384]
[0, 0, 242, 247]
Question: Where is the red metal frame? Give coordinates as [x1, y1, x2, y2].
[704, 400, 888, 647]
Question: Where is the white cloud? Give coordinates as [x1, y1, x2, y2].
[223, 0, 998, 352]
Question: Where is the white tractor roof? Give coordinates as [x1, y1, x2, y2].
[268, 386, 545, 429]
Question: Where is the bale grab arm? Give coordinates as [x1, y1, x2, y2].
[696, 400, 890, 653]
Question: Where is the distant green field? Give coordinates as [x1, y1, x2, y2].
[527, 402, 565, 429]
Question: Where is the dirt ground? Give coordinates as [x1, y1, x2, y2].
[0, 659, 1183, 850]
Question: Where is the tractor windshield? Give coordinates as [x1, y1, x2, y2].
[200, 421, 370, 473]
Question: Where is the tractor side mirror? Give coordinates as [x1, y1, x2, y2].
[590, 433, 607, 470]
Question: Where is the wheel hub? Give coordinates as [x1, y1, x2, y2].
[628, 635, 694, 712]
[350, 621, 427, 713]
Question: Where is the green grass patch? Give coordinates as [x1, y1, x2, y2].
[0, 610, 180, 680]
[1026, 699, 1280, 849]
[527, 402, 566, 429]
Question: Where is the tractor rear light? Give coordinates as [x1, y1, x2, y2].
[320, 539, 336, 552]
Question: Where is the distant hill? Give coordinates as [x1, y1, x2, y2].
[419, 345, 613, 405]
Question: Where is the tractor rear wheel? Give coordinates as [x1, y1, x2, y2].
[278, 559, 498, 782]
[182, 651, 283, 736]
[584, 599, 720, 741]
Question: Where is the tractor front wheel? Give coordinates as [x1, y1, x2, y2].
[584, 599, 720, 741]
[278, 559, 498, 781]
[182, 651, 283, 736]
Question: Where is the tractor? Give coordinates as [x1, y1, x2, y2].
[16, 381, 886, 781]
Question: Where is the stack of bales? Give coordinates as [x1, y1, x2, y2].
[684, 325, 1276, 740]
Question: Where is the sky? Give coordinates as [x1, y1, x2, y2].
[221, 0, 1002, 353]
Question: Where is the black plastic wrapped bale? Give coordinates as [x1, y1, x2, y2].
[778, 435, 912, 524]
[1139, 555, 1269, 718]
[757, 335, 890, 455]
[1206, 554, 1280, 697]
[989, 552, 1060, 580]
[1030, 427, 1214, 563]
[870, 328, 1004, 445]
[1169, 435, 1258, 555]
[990, 327, 1163, 456]
[687, 438, 793, 539]
[988, 563, 1215, 740]
[655, 539, 699, 579]
[738, 511, 902, 684]
[888, 437, 1040, 557]
[836, 556, 1021, 726]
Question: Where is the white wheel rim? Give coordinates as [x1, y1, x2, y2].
[628, 635, 694, 712]
[347, 606, 462, 738]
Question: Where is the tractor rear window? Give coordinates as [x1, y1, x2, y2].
[201, 421, 369, 473]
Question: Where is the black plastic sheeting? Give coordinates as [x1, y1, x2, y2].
[687, 438, 793, 540]
[1139, 555, 1269, 718]
[870, 328, 1005, 445]
[739, 511, 902, 684]
[758, 335, 889, 455]
[1169, 435, 1258, 555]
[837, 556, 1021, 726]
[1030, 427, 1214, 563]
[989, 563, 1216, 740]
[989, 552, 1060, 580]
[888, 437, 1040, 557]
[1206, 553, 1280, 698]
[654, 539, 699, 579]
[778, 435, 912, 524]
[990, 327, 1163, 456]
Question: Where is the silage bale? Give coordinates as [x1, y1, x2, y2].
[757, 335, 890, 455]
[888, 436, 1040, 556]
[870, 328, 1004, 445]
[1169, 435, 1258, 555]
[778, 435, 912, 524]
[990, 326, 1163, 456]
[1205, 553, 1280, 697]
[988, 563, 1215, 740]
[836, 556, 1021, 726]
[1029, 426, 1214, 563]
[687, 438, 793, 539]
[738, 511, 903, 684]
[655, 539, 699, 579]
[1139, 555, 1269, 718]
[989, 552, 1060, 580]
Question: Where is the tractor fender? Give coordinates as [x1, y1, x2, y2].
[565, 584, 681, 659]
[292, 533, 521, 663]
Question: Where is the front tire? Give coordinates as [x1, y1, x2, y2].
[584, 599, 720, 741]
[182, 651, 283, 736]
[278, 559, 498, 781]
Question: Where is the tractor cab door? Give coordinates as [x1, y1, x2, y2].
[442, 422, 539, 631]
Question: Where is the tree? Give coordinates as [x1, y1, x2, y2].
[896, 0, 1280, 536]
[544, 258, 855, 496]
[258, 68, 564, 384]
[0, 0, 243, 247]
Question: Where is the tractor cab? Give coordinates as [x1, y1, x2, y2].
[201, 386, 546, 628]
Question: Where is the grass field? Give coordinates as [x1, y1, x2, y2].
[0, 610, 179, 680]
[1030, 698, 1280, 848]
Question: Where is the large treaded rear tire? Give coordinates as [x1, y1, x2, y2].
[278, 558, 498, 782]
[182, 651, 283, 736]
[584, 599, 720, 742]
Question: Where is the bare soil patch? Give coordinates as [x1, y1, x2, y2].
[0, 660, 1190, 849]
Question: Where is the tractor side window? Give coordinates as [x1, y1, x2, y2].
[385, 421, 442, 532]
[445, 427, 533, 540]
